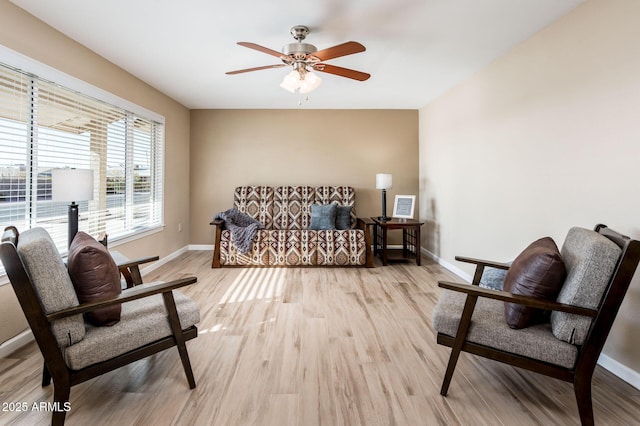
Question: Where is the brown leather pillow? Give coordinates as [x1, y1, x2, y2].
[67, 232, 122, 326]
[502, 237, 566, 329]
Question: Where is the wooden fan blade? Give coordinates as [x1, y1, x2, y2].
[226, 64, 286, 75]
[313, 64, 370, 81]
[311, 41, 366, 61]
[237, 42, 285, 59]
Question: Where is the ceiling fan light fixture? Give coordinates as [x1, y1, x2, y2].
[280, 70, 301, 93]
[299, 71, 322, 94]
[279, 68, 321, 94]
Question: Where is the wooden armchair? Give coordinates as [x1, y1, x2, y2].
[0, 227, 200, 426]
[432, 224, 640, 426]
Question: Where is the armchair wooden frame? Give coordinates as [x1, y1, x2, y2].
[436, 224, 640, 426]
[0, 227, 199, 426]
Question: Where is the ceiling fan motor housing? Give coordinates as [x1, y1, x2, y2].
[283, 25, 318, 62]
[282, 42, 317, 58]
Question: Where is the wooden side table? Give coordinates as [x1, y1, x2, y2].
[371, 217, 424, 266]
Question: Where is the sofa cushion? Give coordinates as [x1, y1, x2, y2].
[310, 203, 337, 230]
[317, 229, 367, 265]
[551, 227, 621, 345]
[268, 230, 318, 266]
[67, 232, 122, 326]
[502, 237, 566, 329]
[219, 229, 270, 266]
[234, 186, 274, 230]
[17, 227, 85, 347]
[335, 205, 353, 230]
[274, 186, 315, 230]
[479, 267, 508, 290]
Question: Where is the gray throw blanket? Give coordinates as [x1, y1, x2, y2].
[213, 208, 264, 254]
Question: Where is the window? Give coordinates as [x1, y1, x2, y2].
[0, 61, 164, 256]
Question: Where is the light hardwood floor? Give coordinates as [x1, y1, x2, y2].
[1, 251, 638, 425]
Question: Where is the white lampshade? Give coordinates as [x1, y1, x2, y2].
[280, 69, 322, 94]
[376, 173, 392, 190]
[299, 71, 322, 94]
[280, 70, 301, 93]
[52, 168, 94, 202]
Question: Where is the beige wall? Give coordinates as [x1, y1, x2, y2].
[419, 0, 640, 374]
[0, 2, 191, 345]
[190, 109, 418, 245]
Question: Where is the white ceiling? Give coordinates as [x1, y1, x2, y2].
[11, 0, 584, 110]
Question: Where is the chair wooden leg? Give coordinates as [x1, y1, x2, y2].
[51, 379, 70, 426]
[177, 343, 196, 389]
[42, 361, 51, 386]
[574, 375, 594, 426]
[440, 294, 478, 396]
[440, 347, 462, 396]
[162, 292, 197, 389]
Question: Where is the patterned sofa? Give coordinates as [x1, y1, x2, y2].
[211, 186, 373, 267]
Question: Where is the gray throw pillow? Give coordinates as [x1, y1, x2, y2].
[335, 205, 352, 230]
[479, 267, 508, 290]
[310, 203, 337, 230]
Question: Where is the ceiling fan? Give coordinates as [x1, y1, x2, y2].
[226, 25, 370, 94]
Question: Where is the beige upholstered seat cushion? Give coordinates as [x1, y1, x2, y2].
[17, 227, 85, 348]
[432, 288, 578, 368]
[64, 284, 199, 370]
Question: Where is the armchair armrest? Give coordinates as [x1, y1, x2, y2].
[111, 253, 159, 270]
[438, 281, 597, 317]
[110, 251, 160, 288]
[46, 276, 197, 321]
[357, 217, 375, 227]
[210, 220, 225, 268]
[455, 256, 511, 270]
[356, 217, 375, 267]
[209, 219, 225, 228]
[455, 255, 510, 286]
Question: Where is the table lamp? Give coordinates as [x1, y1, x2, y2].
[52, 168, 94, 247]
[375, 173, 392, 221]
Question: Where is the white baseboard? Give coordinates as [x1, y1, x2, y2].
[188, 244, 214, 251]
[422, 247, 472, 282]
[0, 330, 34, 358]
[139, 245, 190, 275]
[422, 248, 639, 390]
[598, 353, 640, 390]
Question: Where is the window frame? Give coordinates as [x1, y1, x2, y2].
[0, 45, 165, 265]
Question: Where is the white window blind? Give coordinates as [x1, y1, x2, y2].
[0, 62, 164, 257]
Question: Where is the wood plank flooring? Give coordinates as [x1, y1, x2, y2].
[1, 251, 639, 425]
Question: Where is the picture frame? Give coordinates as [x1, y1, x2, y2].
[392, 195, 415, 219]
